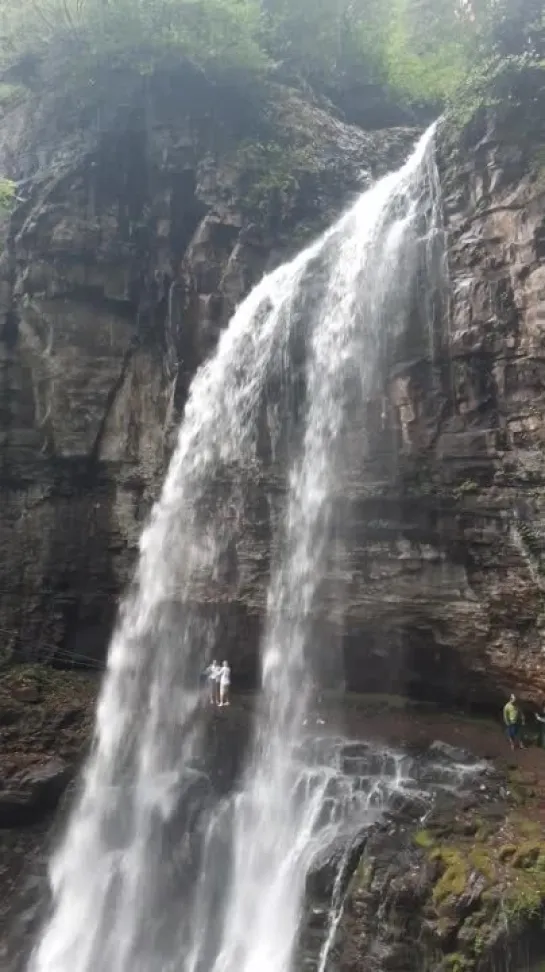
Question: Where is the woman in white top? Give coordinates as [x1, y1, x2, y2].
[205, 660, 220, 705]
[219, 661, 231, 707]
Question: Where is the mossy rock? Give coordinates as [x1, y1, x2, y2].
[504, 883, 545, 924]
[350, 855, 373, 892]
[513, 817, 542, 840]
[431, 848, 469, 904]
[413, 776, 545, 972]
[468, 848, 496, 881]
[442, 952, 474, 972]
[512, 841, 544, 869]
[414, 829, 435, 849]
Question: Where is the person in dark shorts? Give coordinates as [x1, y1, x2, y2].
[503, 694, 524, 750]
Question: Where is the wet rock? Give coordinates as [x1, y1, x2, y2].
[333, 729, 545, 972]
[0, 706, 23, 728]
[0, 38, 543, 725]
[298, 735, 502, 972]
[11, 686, 41, 705]
[0, 823, 51, 972]
[306, 832, 367, 901]
[51, 707, 84, 730]
[0, 759, 73, 827]
[0, 64, 542, 716]
[0, 71, 417, 676]
[428, 741, 474, 765]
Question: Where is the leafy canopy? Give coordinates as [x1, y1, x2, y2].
[0, 0, 542, 111]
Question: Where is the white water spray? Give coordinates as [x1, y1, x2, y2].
[28, 125, 442, 972]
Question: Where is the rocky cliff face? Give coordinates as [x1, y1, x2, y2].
[356, 90, 545, 710]
[0, 68, 544, 710]
[0, 70, 416, 671]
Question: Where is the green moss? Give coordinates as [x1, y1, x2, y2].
[469, 848, 495, 881]
[512, 841, 543, 869]
[472, 930, 487, 957]
[504, 884, 544, 923]
[499, 841, 545, 924]
[443, 953, 474, 972]
[0, 178, 15, 215]
[414, 829, 435, 849]
[352, 856, 373, 891]
[514, 818, 542, 839]
[452, 479, 479, 499]
[431, 839, 545, 918]
[425, 814, 545, 945]
[431, 848, 469, 904]
[514, 520, 545, 576]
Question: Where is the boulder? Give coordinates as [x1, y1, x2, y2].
[0, 759, 74, 827]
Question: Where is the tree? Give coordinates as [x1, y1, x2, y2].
[382, 0, 477, 102]
[0, 0, 540, 120]
[471, 0, 544, 60]
[0, 0, 269, 83]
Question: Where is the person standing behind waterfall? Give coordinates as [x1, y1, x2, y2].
[205, 660, 220, 705]
[219, 660, 231, 707]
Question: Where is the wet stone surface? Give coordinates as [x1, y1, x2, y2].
[298, 736, 496, 972]
[2, 693, 545, 972]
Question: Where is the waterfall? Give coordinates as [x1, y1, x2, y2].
[28, 124, 442, 972]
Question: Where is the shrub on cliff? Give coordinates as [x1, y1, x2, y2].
[446, 0, 545, 125]
[0, 177, 15, 214]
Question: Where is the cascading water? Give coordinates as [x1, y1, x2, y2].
[28, 124, 444, 972]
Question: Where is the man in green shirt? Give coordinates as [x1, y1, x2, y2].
[503, 694, 524, 750]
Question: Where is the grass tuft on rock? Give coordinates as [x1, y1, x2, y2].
[431, 848, 469, 904]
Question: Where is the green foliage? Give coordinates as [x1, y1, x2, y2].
[515, 520, 545, 576]
[443, 954, 473, 972]
[232, 138, 319, 215]
[0, 0, 477, 104]
[413, 828, 435, 848]
[504, 883, 545, 923]
[383, 0, 474, 103]
[0, 177, 15, 214]
[0, 0, 270, 84]
[353, 856, 373, 889]
[0, 0, 542, 124]
[446, 0, 545, 126]
[452, 479, 479, 500]
[503, 838, 545, 923]
[261, 0, 389, 86]
[472, 0, 544, 62]
[431, 847, 469, 903]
